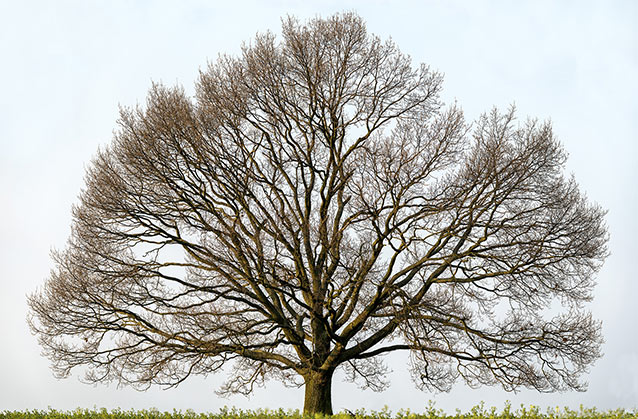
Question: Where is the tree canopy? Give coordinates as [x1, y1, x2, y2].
[28, 13, 608, 415]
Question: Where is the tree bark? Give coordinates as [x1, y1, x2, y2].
[303, 369, 334, 415]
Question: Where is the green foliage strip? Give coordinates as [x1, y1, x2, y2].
[1, 403, 636, 419]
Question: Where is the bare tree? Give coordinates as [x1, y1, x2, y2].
[28, 13, 608, 415]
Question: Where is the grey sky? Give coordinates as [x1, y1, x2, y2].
[0, 0, 636, 413]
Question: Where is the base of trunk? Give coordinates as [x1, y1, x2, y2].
[303, 370, 334, 415]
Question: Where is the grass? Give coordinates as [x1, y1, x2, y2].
[1, 403, 636, 419]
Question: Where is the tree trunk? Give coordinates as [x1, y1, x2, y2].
[303, 369, 334, 415]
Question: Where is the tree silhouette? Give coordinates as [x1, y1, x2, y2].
[28, 13, 608, 415]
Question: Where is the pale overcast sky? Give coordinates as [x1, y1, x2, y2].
[0, 0, 636, 414]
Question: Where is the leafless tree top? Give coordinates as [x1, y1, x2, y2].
[29, 12, 607, 414]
